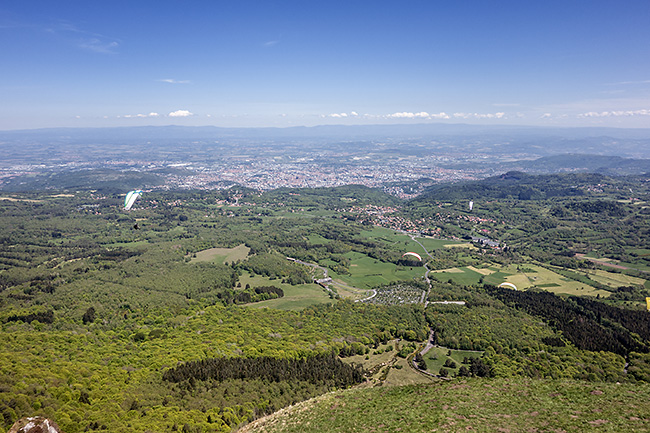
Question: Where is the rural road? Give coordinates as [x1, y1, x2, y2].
[404, 232, 434, 306]
[286, 257, 375, 300]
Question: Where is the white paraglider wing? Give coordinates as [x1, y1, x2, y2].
[124, 190, 142, 210]
[402, 252, 422, 261]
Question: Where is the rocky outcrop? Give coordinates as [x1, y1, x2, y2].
[8, 417, 62, 433]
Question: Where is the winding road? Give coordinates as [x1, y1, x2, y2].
[286, 257, 376, 301]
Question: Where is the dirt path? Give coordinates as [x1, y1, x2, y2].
[404, 233, 434, 306]
[575, 254, 630, 270]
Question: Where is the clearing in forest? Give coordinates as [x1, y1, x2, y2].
[189, 244, 250, 264]
[239, 271, 332, 311]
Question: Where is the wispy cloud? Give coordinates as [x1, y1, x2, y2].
[578, 109, 650, 118]
[78, 38, 119, 54]
[119, 112, 160, 118]
[319, 111, 511, 121]
[606, 80, 650, 86]
[452, 112, 505, 119]
[263, 40, 279, 47]
[169, 110, 193, 117]
[44, 20, 121, 54]
[158, 78, 191, 84]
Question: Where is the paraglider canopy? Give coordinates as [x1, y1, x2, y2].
[124, 190, 142, 210]
[498, 282, 517, 290]
[402, 252, 422, 261]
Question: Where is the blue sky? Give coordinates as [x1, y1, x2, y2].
[1, 0, 649, 130]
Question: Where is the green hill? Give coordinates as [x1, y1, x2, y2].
[240, 378, 650, 433]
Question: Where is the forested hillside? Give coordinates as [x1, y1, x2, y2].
[1, 174, 650, 432]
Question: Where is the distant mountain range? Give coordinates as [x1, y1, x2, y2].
[502, 154, 650, 175]
[412, 171, 640, 203]
[2, 124, 650, 165]
[2, 123, 650, 141]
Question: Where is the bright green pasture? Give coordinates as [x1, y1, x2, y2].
[432, 263, 612, 297]
[238, 272, 331, 311]
[305, 234, 331, 245]
[359, 227, 465, 256]
[431, 266, 484, 286]
[188, 244, 250, 264]
[329, 251, 426, 289]
[498, 264, 611, 297]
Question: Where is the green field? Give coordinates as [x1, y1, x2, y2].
[189, 244, 251, 264]
[431, 266, 484, 285]
[423, 346, 485, 376]
[305, 234, 332, 245]
[238, 272, 332, 311]
[359, 227, 466, 257]
[588, 269, 647, 288]
[432, 263, 612, 297]
[329, 251, 426, 289]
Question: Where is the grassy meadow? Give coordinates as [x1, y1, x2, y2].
[189, 244, 251, 264]
[423, 346, 485, 376]
[240, 378, 650, 433]
[328, 251, 426, 290]
[237, 271, 331, 311]
[432, 263, 618, 298]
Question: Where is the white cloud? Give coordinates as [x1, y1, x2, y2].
[263, 40, 279, 47]
[388, 112, 428, 118]
[121, 112, 159, 118]
[540, 113, 553, 119]
[319, 110, 511, 122]
[578, 109, 650, 118]
[386, 111, 450, 119]
[323, 111, 361, 118]
[453, 112, 505, 119]
[169, 110, 193, 117]
[158, 79, 191, 84]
